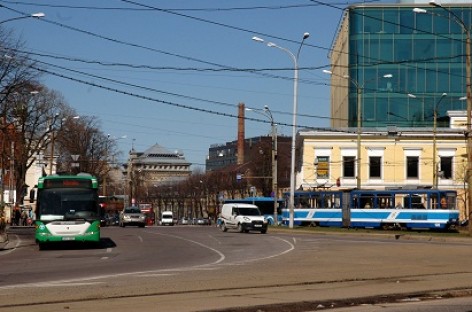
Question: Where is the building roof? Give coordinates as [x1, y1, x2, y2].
[135, 143, 190, 165]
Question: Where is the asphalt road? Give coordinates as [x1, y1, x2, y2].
[1, 225, 472, 312]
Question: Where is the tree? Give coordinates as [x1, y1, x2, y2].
[0, 27, 42, 205]
[8, 84, 65, 204]
[55, 115, 118, 191]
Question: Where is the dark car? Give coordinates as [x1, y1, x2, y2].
[196, 218, 211, 226]
[107, 214, 120, 226]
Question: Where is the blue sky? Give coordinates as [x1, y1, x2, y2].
[1, 0, 395, 170]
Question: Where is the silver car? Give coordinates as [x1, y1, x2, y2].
[179, 217, 190, 225]
[119, 207, 146, 227]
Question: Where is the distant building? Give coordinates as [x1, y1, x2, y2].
[123, 144, 191, 203]
[206, 135, 291, 172]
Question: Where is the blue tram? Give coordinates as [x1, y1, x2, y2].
[282, 189, 460, 230]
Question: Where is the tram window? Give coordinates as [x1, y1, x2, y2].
[430, 194, 439, 209]
[411, 195, 424, 209]
[359, 194, 374, 209]
[378, 196, 392, 208]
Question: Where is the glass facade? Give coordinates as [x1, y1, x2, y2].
[346, 5, 470, 127]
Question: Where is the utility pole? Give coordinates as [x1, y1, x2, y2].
[270, 113, 278, 226]
[48, 131, 54, 175]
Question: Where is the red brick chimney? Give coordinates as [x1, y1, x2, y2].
[237, 103, 245, 165]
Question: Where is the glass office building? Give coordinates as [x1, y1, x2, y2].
[329, 3, 471, 128]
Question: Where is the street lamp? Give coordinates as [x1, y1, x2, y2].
[414, 2, 472, 232]
[323, 70, 392, 189]
[252, 32, 310, 228]
[245, 105, 278, 225]
[0, 12, 45, 24]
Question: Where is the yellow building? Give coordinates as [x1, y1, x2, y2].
[297, 111, 468, 220]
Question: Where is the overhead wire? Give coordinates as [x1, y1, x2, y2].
[2, 0, 465, 129]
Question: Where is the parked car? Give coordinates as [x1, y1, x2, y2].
[119, 206, 146, 227]
[107, 214, 120, 226]
[179, 217, 190, 225]
[100, 213, 119, 227]
[196, 218, 211, 226]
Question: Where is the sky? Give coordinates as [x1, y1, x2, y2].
[1, 0, 396, 170]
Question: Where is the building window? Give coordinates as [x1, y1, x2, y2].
[369, 156, 381, 178]
[440, 156, 452, 179]
[343, 156, 355, 178]
[406, 156, 419, 179]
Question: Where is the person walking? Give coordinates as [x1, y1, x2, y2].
[21, 209, 28, 226]
[13, 205, 21, 226]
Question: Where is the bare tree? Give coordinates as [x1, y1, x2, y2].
[55, 115, 118, 189]
[0, 28, 42, 206]
[8, 84, 65, 204]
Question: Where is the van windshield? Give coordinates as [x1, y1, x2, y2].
[234, 208, 261, 216]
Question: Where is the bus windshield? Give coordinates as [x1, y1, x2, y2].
[38, 188, 99, 221]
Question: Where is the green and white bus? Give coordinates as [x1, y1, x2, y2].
[35, 173, 101, 249]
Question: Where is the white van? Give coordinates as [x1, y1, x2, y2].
[219, 203, 268, 234]
[161, 211, 174, 226]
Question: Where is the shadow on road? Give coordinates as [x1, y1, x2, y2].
[38, 237, 116, 251]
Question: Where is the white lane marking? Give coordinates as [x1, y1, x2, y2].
[137, 235, 143, 243]
[219, 236, 295, 266]
[148, 231, 226, 266]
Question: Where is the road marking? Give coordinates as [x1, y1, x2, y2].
[148, 231, 226, 265]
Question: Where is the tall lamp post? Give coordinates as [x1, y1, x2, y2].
[415, 2, 472, 231]
[246, 105, 278, 225]
[252, 33, 310, 229]
[323, 70, 392, 189]
[103, 134, 127, 196]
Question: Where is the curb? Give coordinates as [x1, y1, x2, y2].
[0, 233, 9, 250]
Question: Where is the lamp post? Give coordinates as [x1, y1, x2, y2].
[103, 134, 127, 196]
[246, 105, 278, 225]
[433, 93, 448, 188]
[415, 1, 472, 231]
[252, 33, 310, 229]
[323, 70, 392, 189]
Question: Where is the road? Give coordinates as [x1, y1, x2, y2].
[1, 225, 472, 311]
